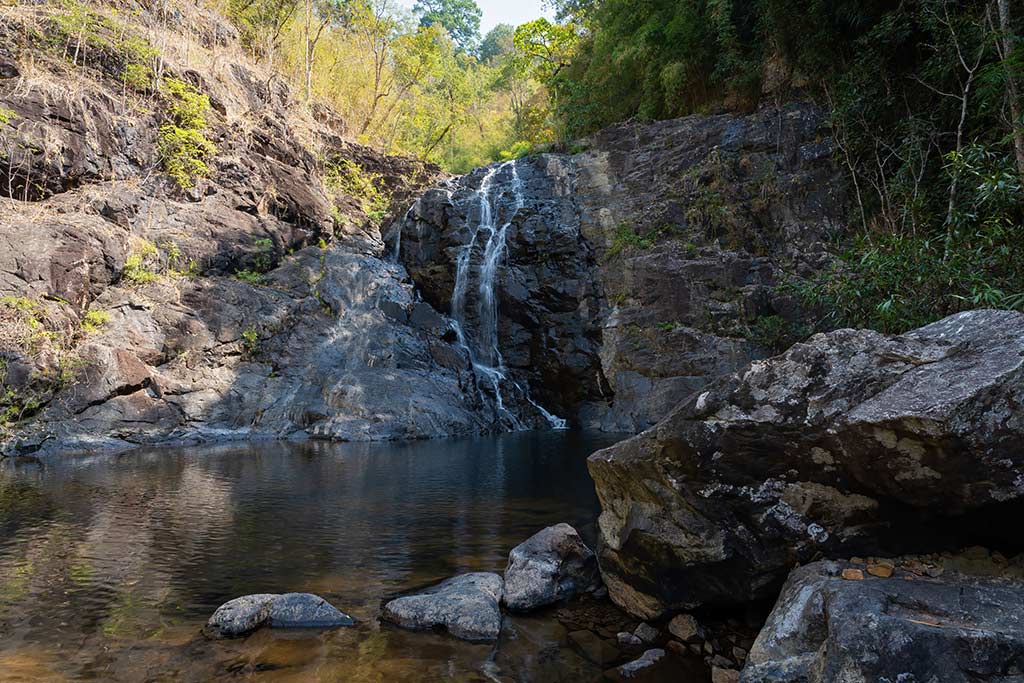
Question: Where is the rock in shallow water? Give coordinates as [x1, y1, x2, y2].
[503, 523, 601, 611]
[381, 572, 503, 642]
[207, 593, 354, 637]
[588, 309, 1024, 617]
[742, 560, 1024, 683]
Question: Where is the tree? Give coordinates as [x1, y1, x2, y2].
[412, 0, 482, 52]
[303, 0, 361, 100]
[512, 18, 579, 84]
[995, 0, 1024, 178]
[478, 23, 514, 63]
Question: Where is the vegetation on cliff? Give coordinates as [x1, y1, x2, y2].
[531, 0, 1024, 331]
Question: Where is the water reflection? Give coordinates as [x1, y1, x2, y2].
[0, 431, 626, 682]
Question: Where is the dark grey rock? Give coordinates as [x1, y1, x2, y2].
[742, 560, 1024, 683]
[617, 631, 644, 648]
[381, 572, 503, 642]
[207, 594, 277, 637]
[503, 523, 601, 611]
[613, 649, 665, 679]
[589, 309, 1024, 618]
[268, 592, 355, 628]
[207, 592, 353, 637]
[632, 623, 660, 644]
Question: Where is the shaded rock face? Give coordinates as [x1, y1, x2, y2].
[503, 523, 601, 611]
[381, 572, 504, 642]
[207, 593, 354, 637]
[397, 102, 845, 432]
[742, 560, 1024, 683]
[588, 309, 1024, 618]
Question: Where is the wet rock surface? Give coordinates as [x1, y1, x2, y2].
[743, 557, 1024, 683]
[503, 523, 601, 611]
[381, 572, 504, 642]
[589, 309, 1024, 617]
[207, 593, 354, 637]
[397, 102, 846, 432]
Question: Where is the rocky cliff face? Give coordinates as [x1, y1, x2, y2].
[0, 3, 497, 453]
[397, 103, 846, 432]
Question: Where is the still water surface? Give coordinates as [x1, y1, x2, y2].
[0, 431, 631, 682]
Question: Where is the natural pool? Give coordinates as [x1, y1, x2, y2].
[0, 430, 653, 682]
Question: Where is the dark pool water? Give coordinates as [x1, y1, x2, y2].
[0, 431, 633, 682]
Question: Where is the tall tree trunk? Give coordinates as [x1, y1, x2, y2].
[997, 0, 1024, 178]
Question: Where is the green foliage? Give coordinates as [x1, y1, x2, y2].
[744, 315, 809, 354]
[479, 23, 514, 63]
[542, 0, 1024, 331]
[323, 159, 391, 225]
[241, 327, 260, 355]
[81, 309, 111, 333]
[49, 0, 158, 87]
[414, 0, 482, 52]
[157, 77, 216, 189]
[0, 108, 16, 126]
[122, 241, 160, 285]
[234, 270, 265, 286]
[607, 223, 676, 258]
[234, 238, 276, 284]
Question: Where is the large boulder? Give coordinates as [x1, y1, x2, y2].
[207, 593, 354, 637]
[503, 523, 601, 611]
[588, 309, 1024, 618]
[381, 572, 504, 642]
[742, 559, 1024, 683]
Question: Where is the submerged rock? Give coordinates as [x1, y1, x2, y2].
[608, 648, 666, 681]
[267, 592, 355, 628]
[589, 309, 1024, 617]
[503, 523, 601, 611]
[742, 559, 1024, 683]
[207, 593, 354, 637]
[381, 572, 503, 642]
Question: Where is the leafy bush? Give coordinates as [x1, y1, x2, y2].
[81, 309, 111, 333]
[323, 159, 391, 226]
[157, 78, 216, 189]
[796, 147, 1024, 333]
[122, 241, 160, 285]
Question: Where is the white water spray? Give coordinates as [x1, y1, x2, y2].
[449, 161, 567, 430]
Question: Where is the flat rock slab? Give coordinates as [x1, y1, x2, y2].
[503, 523, 601, 611]
[381, 572, 503, 642]
[742, 560, 1024, 683]
[208, 593, 354, 637]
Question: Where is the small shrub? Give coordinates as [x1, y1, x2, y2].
[122, 241, 159, 285]
[0, 108, 16, 126]
[745, 315, 810, 354]
[241, 327, 259, 355]
[158, 77, 216, 189]
[323, 159, 391, 226]
[607, 222, 671, 258]
[234, 269, 264, 286]
[81, 309, 111, 333]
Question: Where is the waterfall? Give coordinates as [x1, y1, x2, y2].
[450, 160, 567, 431]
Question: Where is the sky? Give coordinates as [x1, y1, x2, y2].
[394, 0, 552, 34]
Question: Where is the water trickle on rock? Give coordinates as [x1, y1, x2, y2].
[449, 161, 567, 430]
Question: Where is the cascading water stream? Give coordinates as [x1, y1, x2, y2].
[450, 160, 567, 431]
